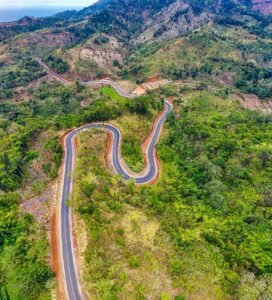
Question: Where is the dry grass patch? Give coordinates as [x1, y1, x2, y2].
[81, 203, 181, 300]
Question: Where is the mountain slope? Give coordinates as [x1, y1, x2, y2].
[1, 0, 272, 96]
[1, 0, 271, 44]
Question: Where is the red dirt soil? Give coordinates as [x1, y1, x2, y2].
[235, 93, 272, 114]
[52, 100, 172, 298]
[145, 74, 163, 83]
[51, 211, 65, 300]
[50, 130, 74, 300]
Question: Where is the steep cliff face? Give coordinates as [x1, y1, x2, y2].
[252, 0, 272, 14]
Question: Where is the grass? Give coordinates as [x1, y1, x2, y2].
[101, 85, 126, 102]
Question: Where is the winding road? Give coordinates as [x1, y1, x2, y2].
[38, 58, 136, 98]
[39, 60, 172, 300]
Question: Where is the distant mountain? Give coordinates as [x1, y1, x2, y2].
[53, 0, 268, 45]
[1, 0, 272, 43]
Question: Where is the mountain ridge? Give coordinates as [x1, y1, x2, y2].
[1, 0, 272, 43]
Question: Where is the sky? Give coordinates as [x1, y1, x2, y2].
[0, 0, 97, 8]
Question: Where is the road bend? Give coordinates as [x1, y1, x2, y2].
[40, 59, 173, 299]
[38, 59, 136, 97]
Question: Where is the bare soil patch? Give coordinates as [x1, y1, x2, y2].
[51, 211, 65, 300]
[66, 34, 128, 80]
[235, 93, 272, 114]
[133, 79, 170, 96]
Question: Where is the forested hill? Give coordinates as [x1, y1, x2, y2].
[1, 0, 272, 99]
[1, 0, 272, 42]
[1, 0, 272, 299]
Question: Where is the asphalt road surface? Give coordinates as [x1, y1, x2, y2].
[61, 101, 172, 300]
[38, 59, 70, 84]
[40, 59, 172, 299]
[38, 59, 136, 98]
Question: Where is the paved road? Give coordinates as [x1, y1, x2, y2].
[40, 59, 173, 299]
[38, 59, 136, 98]
[38, 59, 70, 84]
[82, 79, 136, 98]
[61, 102, 172, 300]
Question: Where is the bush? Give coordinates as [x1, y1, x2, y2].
[45, 55, 70, 74]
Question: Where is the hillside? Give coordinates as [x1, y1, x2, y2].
[0, 0, 272, 299]
[1, 0, 272, 94]
[252, 0, 272, 14]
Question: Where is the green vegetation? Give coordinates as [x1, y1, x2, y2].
[0, 16, 72, 42]
[42, 137, 63, 178]
[93, 35, 109, 45]
[101, 86, 163, 171]
[0, 83, 111, 297]
[0, 192, 53, 299]
[0, 77, 163, 298]
[73, 130, 183, 299]
[1, 83, 149, 192]
[122, 26, 272, 98]
[72, 88, 272, 299]
[150, 90, 272, 297]
[44, 55, 70, 74]
[0, 58, 46, 99]
[115, 114, 152, 172]
[73, 58, 105, 80]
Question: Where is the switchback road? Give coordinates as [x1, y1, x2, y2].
[61, 101, 171, 299]
[40, 60, 172, 299]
